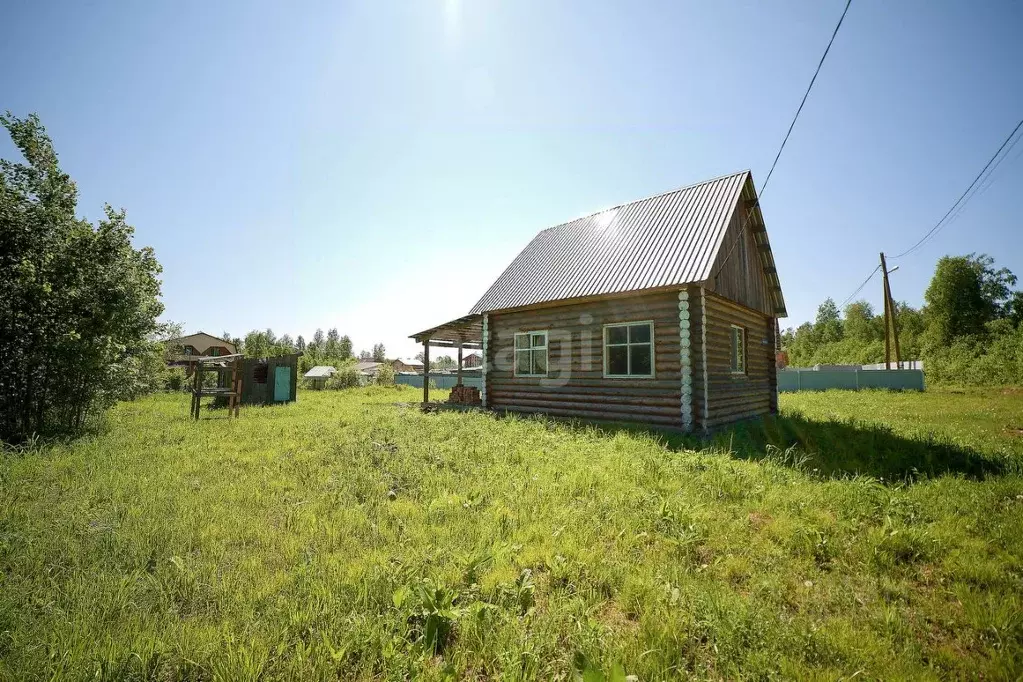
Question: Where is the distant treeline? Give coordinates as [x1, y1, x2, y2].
[783, 253, 1023, 385]
[211, 329, 386, 374]
[214, 331, 460, 374]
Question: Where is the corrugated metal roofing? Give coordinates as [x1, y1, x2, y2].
[469, 171, 758, 314]
[304, 365, 337, 378]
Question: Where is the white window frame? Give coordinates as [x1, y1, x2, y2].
[513, 330, 548, 377]
[730, 325, 746, 375]
[603, 320, 655, 379]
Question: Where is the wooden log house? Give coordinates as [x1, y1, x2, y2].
[411, 171, 787, 431]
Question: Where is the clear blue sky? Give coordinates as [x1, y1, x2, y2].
[3, 0, 1021, 359]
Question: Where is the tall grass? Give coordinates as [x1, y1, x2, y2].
[0, 387, 1021, 680]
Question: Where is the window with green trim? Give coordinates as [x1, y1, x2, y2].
[514, 331, 548, 377]
[730, 325, 746, 374]
[603, 321, 654, 378]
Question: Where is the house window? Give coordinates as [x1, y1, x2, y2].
[730, 325, 746, 374]
[603, 321, 654, 378]
[183, 346, 193, 356]
[514, 331, 548, 377]
[209, 347, 220, 357]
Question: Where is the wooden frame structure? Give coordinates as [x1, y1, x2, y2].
[410, 314, 483, 406]
[190, 353, 243, 419]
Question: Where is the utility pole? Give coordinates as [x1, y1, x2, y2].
[879, 252, 901, 370]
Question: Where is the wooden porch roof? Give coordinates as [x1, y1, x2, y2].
[410, 314, 483, 347]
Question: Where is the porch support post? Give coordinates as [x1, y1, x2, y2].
[422, 340, 430, 406]
[456, 343, 463, 386]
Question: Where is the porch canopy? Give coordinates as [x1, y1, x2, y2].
[409, 313, 483, 404]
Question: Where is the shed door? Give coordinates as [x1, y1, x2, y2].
[273, 366, 291, 402]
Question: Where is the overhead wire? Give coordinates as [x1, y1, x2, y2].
[889, 115, 1023, 260]
[835, 115, 1023, 308]
[711, 0, 853, 280]
[967, 123, 1023, 203]
[839, 264, 881, 307]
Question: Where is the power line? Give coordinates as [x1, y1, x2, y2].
[917, 119, 1023, 248]
[839, 264, 881, 307]
[761, 0, 853, 195]
[838, 116, 1023, 309]
[712, 0, 853, 279]
[890, 115, 1023, 260]
[968, 124, 1023, 203]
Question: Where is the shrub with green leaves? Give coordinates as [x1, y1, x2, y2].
[375, 364, 396, 386]
[164, 367, 188, 392]
[0, 113, 164, 442]
[325, 366, 362, 390]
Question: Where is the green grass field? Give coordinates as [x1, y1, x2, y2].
[1, 387, 1021, 680]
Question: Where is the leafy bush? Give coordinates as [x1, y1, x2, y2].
[165, 367, 188, 392]
[374, 364, 395, 386]
[325, 366, 361, 390]
[925, 326, 1023, 386]
[0, 114, 164, 442]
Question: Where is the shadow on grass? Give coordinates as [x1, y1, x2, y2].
[701, 411, 1011, 481]
[532, 411, 1012, 482]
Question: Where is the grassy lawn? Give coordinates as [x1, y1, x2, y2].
[1, 387, 1021, 680]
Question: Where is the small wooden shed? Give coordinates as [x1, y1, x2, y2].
[411, 170, 787, 432]
[303, 365, 337, 390]
[216, 353, 302, 405]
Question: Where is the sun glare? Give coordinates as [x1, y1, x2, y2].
[443, 0, 460, 40]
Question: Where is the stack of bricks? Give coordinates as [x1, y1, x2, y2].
[448, 384, 481, 405]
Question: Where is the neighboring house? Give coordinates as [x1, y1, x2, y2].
[356, 361, 383, 377]
[303, 365, 337, 390]
[355, 361, 387, 386]
[462, 352, 482, 368]
[165, 332, 237, 375]
[411, 170, 787, 431]
[392, 358, 424, 374]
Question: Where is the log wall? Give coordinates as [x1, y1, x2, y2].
[695, 290, 777, 429]
[486, 290, 684, 427]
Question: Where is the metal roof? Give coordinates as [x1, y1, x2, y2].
[354, 362, 382, 371]
[304, 365, 337, 378]
[469, 170, 781, 314]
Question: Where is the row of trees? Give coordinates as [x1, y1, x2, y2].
[783, 253, 1023, 385]
[214, 328, 388, 374]
[1, 114, 166, 442]
[414, 351, 457, 369]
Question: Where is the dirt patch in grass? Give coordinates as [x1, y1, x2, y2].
[748, 511, 773, 530]
[597, 600, 641, 636]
